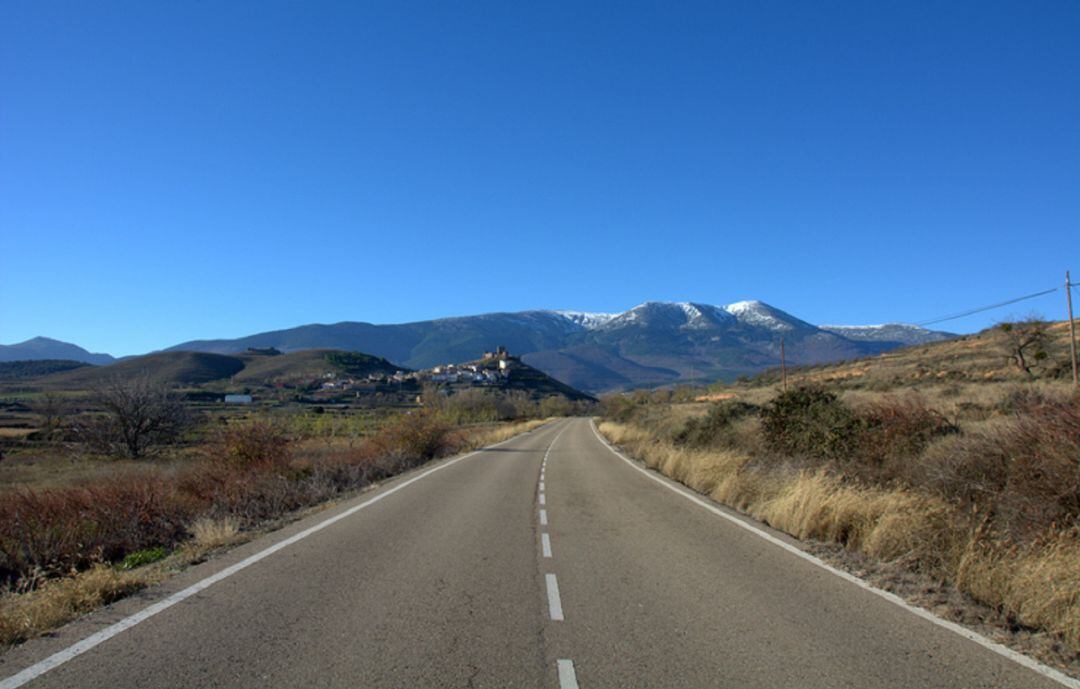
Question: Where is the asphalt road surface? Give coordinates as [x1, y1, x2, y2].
[0, 418, 1073, 689]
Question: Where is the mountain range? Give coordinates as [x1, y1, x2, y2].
[166, 301, 951, 392]
[3, 302, 952, 393]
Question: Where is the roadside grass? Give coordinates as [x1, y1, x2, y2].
[597, 378, 1080, 658]
[0, 565, 147, 646]
[0, 415, 549, 647]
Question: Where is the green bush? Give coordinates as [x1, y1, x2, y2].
[760, 386, 861, 462]
[674, 401, 758, 448]
[121, 546, 167, 570]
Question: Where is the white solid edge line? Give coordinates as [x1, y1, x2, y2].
[541, 532, 553, 558]
[588, 419, 1080, 689]
[0, 426, 556, 689]
[539, 509, 548, 526]
[546, 573, 564, 621]
[557, 659, 580, 689]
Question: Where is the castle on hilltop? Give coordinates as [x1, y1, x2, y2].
[482, 346, 512, 361]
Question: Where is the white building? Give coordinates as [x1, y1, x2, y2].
[224, 394, 253, 404]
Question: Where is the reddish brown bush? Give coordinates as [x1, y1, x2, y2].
[0, 478, 196, 583]
[370, 412, 458, 464]
[996, 394, 1080, 537]
[209, 421, 291, 468]
[917, 391, 1080, 538]
[854, 395, 957, 484]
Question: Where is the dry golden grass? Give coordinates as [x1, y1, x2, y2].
[187, 516, 243, 552]
[694, 392, 737, 402]
[957, 532, 1080, 650]
[599, 417, 1080, 653]
[465, 418, 551, 449]
[0, 565, 146, 645]
[0, 429, 35, 439]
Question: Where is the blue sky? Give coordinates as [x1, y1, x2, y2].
[2, 1, 1077, 356]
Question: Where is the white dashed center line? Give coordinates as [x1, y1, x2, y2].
[541, 533, 553, 558]
[545, 573, 564, 621]
[539, 509, 548, 526]
[557, 659, 580, 689]
[539, 493, 546, 505]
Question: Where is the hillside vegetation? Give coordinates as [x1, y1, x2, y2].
[600, 319, 1080, 661]
[29, 351, 247, 388]
[5, 349, 402, 392]
[0, 360, 90, 381]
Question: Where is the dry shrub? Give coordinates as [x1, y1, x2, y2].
[0, 478, 195, 583]
[371, 412, 458, 463]
[919, 390, 1080, 538]
[210, 421, 292, 468]
[854, 394, 957, 483]
[996, 394, 1080, 536]
[916, 429, 1010, 506]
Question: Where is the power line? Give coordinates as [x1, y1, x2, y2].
[917, 287, 1059, 327]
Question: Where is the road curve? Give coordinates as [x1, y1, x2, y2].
[0, 418, 1070, 688]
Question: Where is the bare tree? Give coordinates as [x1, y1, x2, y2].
[999, 318, 1050, 379]
[84, 375, 191, 458]
[34, 392, 67, 440]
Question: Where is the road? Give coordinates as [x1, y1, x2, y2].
[0, 418, 1073, 688]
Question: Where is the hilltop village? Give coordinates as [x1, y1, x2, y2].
[314, 347, 517, 395]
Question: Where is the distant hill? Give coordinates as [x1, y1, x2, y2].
[166, 301, 954, 392]
[36, 351, 247, 388]
[0, 337, 114, 365]
[16, 349, 404, 391]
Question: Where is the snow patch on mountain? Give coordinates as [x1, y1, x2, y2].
[820, 324, 953, 346]
[723, 300, 794, 331]
[555, 310, 618, 330]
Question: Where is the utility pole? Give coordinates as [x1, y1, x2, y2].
[1068, 270, 1078, 386]
[780, 338, 788, 391]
